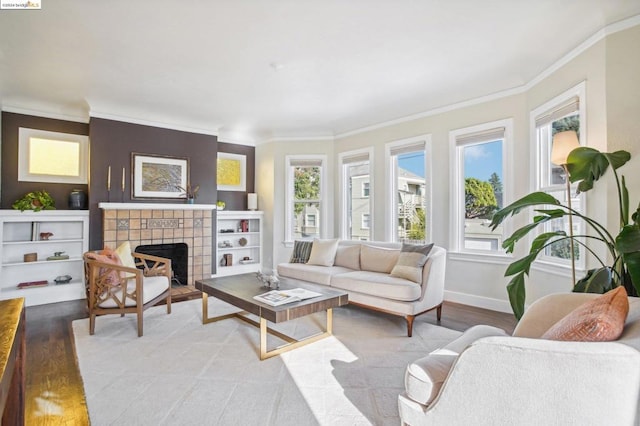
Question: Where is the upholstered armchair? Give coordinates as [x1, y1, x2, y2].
[399, 292, 640, 425]
[83, 250, 172, 337]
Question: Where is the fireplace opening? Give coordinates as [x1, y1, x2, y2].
[135, 243, 188, 286]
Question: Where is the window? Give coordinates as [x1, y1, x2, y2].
[18, 127, 89, 184]
[285, 155, 327, 242]
[450, 119, 511, 254]
[385, 136, 431, 243]
[531, 82, 586, 270]
[361, 213, 370, 229]
[362, 182, 370, 197]
[339, 148, 373, 241]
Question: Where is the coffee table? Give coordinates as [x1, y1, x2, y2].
[195, 273, 348, 360]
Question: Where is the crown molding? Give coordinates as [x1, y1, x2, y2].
[1, 104, 89, 123]
[89, 110, 218, 136]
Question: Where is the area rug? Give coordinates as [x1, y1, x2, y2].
[72, 298, 462, 425]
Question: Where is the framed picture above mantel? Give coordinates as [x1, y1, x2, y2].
[131, 153, 189, 199]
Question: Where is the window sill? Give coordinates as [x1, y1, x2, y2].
[448, 251, 512, 265]
[532, 259, 586, 278]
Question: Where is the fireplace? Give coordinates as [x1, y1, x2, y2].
[136, 243, 188, 286]
[99, 203, 215, 285]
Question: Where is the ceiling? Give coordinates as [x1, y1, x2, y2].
[1, 1, 639, 143]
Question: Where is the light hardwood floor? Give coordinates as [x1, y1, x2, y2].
[24, 294, 516, 425]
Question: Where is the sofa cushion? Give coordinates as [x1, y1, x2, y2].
[391, 243, 434, 283]
[542, 286, 629, 342]
[277, 263, 353, 286]
[334, 244, 360, 270]
[290, 240, 313, 263]
[307, 238, 339, 266]
[405, 325, 508, 405]
[360, 245, 400, 273]
[331, 271, 421, 301]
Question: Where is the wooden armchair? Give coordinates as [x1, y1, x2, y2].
[83, 251, 172, 337]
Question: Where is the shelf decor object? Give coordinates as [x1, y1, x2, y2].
[248, 193, 258, 210]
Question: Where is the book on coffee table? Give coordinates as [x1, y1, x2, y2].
[253, 288, 323, 307]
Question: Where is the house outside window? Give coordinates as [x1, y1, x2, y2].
[339, 148, 373, 241]
[450, 119, 511, 254]
[285, 155, 327, 242]
[385, 136, 431, 243]
[361, 213, 370, 230]
[531, 82, 586, 270]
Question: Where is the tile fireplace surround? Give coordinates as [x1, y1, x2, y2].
[99, 203, 216, 285]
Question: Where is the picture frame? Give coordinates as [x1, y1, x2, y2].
[131, 153, 189, 199]
[217, 152, 246, 191]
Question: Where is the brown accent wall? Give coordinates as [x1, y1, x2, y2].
[1, 112, 90, 209]
[216, 142, 256, 211]
[88, 118, 219, 250]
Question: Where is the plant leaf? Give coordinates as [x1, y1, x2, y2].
[490, 192, 561, 230]
[506, 273, 526, 320]
[573, 268, 613, 293]
[504, 253, 539, 276]
[621, 175, 629, 226]
[622, 250, 640, 297]
[567, 148, 630, 194]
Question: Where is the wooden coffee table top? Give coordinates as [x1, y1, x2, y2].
[196, 273, 348, 323]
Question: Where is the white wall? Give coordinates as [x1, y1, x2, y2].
[256, 25, 640, 313]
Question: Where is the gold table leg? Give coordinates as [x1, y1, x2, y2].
[201, 294, 334, 360]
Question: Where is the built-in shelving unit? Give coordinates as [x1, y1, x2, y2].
[0, 210, 89, 306]
[215, 210, 263, 277]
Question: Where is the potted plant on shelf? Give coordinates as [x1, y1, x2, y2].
[12, 190, 56, 212]
[489, 146, 640, 319]
[177, 184, 199, 204]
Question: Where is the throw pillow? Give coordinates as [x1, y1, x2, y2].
[360, 245, 401, 274]
[334, 244, 361, 270]
[306, 238, 339, 266]
[390, 243, 435, 283]
[289, 240, 313, 264]
[541, 286, 629, 342]
[115, 241, 137, 278]
[85, 249, 122, 286]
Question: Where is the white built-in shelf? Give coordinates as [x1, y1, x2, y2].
[215, 210, 263, 277]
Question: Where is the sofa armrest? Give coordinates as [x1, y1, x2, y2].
[417, 246, 446, 306]
[513, 292, 601, 338]
[413, 336, 640, 426]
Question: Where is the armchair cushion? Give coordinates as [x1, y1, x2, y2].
[405, 325, 508, 405]
[542, 286, 629, 342]
[115, 241, 137, 278]
[98, 275, 170, 308]
[84, 249, 122, 286]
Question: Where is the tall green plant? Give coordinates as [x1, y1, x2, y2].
[490, 147, 640, 319]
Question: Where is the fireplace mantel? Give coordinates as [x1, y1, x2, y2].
[99, 202, 217, 210]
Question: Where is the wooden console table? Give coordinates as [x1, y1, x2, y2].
[0, 298, 25, 426]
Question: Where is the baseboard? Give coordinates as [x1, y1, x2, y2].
[444, 290, 512, 314]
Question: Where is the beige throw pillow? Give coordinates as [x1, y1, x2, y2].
[334, 244, 361, 270]
[360, 245, 400, 273]
[115, 241, 137, 278]
[306, 238, 339, 266]
[542, 286, 629, 342]
[391, 243, 434, 283]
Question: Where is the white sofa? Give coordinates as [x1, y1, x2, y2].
[277, 240, 446, 337]
[398, 292, 640, 425]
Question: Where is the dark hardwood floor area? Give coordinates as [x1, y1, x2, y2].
[23, 293, 516, 425]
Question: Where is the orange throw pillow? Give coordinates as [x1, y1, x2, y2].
[542, 286, 629, 342]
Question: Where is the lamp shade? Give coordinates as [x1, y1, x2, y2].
[247, 193, 257, 210]
[551, 131, 580, 166]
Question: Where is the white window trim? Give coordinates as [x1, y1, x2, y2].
[338, 147, 374, 240]
[18, 127, 89, 184]
[284, 154, 327, 244]
[362, 182, 370, 197]
[529, 81, 587, 273]
[449, 118, 513, 257]
[385, 135, 432, 243]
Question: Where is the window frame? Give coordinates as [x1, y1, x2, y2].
[530, 82, 587, 274]
[284, 154, 327, 244]
[338, 147, 374, 241]
[449, 118, 512, 258]
[385, 135, 432, 243]
[18, 127, 89, 184]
